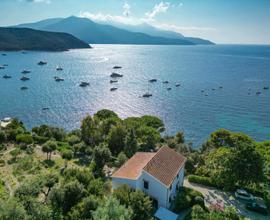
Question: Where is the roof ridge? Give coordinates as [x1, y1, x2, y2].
[143, 146, 187, 187]
[142, 146, 166, 170]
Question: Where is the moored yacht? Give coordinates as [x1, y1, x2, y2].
[20, 76, 30, 81]
[149, 79, 157, 83]
[3, 75, 11, 79]
[110, 73, 123, 78]
[79, 82, 90, 87]
[142, 92, 152, 98]
[20, 86, 28, 90]
[110, 80, 118, 83]
[21, 70, 31, 74]
[54, 76, 64, 82]
[56, 66, 63, 71]
[113, 66, 122, 69]
[38, 61, 47, 65]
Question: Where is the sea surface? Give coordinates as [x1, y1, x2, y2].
[0, 44, 270, 147]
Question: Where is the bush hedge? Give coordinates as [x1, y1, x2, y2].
[16, 133, 33, 144]
[188, 175, 216, 187]
[171, 187, 204, 213]
[33, 135, 49, 144]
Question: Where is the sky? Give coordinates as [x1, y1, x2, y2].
[0, 0, 270, 44]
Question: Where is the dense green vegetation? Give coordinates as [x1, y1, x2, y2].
[0, 27, 90, 51]
[0, 110, 163, 219]
[189, 129, 267, 190]
[0, 110, 269, 219]
[185, 205, 243, 220]
[171, 187, 204, 213]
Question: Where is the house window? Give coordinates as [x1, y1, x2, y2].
[169, 185, 172, 190]
[177, 173, 179, 179]
[169, 197, 172, 203]
[143, 180, 149, 190]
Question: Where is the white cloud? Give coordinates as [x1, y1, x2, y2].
[79, 11, 138, 25]
[79, 1, 215, 38]
[123, 2, 131, 17]
[79, 2, 135, 24]
[145, 1, 170, 21]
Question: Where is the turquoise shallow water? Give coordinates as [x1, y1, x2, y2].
[0, 44, 270, 147]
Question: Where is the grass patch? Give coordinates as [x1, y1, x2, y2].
[13, 155, 41, 176]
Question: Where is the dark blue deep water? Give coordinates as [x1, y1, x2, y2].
[0, 45, 270, 146]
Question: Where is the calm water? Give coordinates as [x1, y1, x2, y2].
[0, 45, 270, 147]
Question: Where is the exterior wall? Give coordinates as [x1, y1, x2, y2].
[112, 165, 185, 209]
[138, 170, 169, 208]
[111, 177, 137, 190]
[166, 166, 185, 206]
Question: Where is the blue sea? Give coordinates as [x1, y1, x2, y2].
[0, 44, 270, 147]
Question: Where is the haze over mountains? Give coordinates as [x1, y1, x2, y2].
[14, 16, 214, 46]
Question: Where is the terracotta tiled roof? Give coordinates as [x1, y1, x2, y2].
[112, 152, 156, 180]
[143, 146, 186, 187]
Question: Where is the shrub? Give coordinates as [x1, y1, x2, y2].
[10, 148, 21, 159]
[0, 144, 6, 152]
[13, 155, 39, 176]
[116, 152, 127, 167]
[16, 133, 33, 144]
[0, 160, 5, 167]
[188, 175, 216, 187]
[6, 128, 24, 141]
[33, 135, 49, 144]
[0, 131, 6, 144]
[171, 187, 204, 213]
[57, 141, 71, 153]
[184, 204, 208, 220]
[32, 125, 66, 141]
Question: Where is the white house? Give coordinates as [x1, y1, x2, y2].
[112, 146, 187, 208]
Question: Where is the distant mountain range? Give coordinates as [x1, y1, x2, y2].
[0, 27, 90, 51]
[14, 16, 214, 46]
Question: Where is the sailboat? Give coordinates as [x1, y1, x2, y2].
[143, 82, 152, 98]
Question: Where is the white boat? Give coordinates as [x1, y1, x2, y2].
[56, 66, 63, 71]
[21, 70, 31, 74]
[54, 77, 64, 82]
[80, 82, 90, 87]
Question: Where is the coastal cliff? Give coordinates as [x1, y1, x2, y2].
[0, 27, 91, 51]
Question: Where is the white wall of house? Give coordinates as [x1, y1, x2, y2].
[138, 170, 169, 208]
[166, 166, 185, 205]
[111, 177, 137, 190]
[112, 166, 185, 209]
